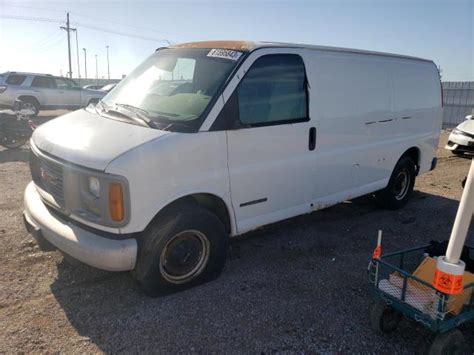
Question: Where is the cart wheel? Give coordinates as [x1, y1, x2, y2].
[369, 301, 402, 334]
[429, 329, 468, 355]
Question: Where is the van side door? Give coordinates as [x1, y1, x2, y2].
[218, 51, 316, 234]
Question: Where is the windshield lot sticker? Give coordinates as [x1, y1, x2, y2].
[207, 49, 242, 61]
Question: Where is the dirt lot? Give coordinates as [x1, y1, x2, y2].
[1, 123, 473, 353]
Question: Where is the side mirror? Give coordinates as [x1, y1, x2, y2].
[465, 115, 473, 120]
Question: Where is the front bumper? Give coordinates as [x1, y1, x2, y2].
[445, 131, 474, 152]
[23, 181, 137, 271]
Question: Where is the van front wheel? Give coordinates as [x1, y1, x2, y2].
[133, 206, 229, 297]
[375, 156, 416, 210]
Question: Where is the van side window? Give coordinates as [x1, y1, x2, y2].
[237, 54, 308, 126]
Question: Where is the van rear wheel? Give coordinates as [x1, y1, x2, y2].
[133, 205, 229, 297]
[375, 156, 416, 210]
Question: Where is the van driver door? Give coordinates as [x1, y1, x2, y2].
[217, 50, 317, 234]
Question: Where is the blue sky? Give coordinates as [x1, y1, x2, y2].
[0, 0, 473, 81]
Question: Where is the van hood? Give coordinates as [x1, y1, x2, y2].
[32, 109, 169, 171]
[457, 119, 474, 135]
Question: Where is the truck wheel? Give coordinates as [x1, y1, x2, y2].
[429, 329, 467, 355]
[375, 156, 416, 210]
[369, 301, 402, 335]
[133, 205, 229, 297]
[19, 98, 40, 116]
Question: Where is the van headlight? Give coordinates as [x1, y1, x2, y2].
[69, 171, 129, 227]
[88, 176, 101, 198]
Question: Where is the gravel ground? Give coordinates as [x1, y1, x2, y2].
[0, 120, 473, 353]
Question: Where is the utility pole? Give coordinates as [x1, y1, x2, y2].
[60, 12, 76, 78]
[83, 48, 87, 79]
[95, 54, 98, 83]
[106, 45, 110, 80]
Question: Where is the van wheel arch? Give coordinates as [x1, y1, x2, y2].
[401, 147, 420, 175]
[148, 193, 233, 235]
[134, 194, 231, 296]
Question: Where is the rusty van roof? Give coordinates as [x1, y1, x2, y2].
[168, 40, 432, 63]
[170, 40, 258, 52]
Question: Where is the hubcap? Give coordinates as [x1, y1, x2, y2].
[394, 168, 411, 200]
[159, 230, 210, 284]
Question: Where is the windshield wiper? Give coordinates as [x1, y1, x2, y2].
[114, 103, 158, 128]
[100, 102, 158, 129]
[115, 103, 150, 117]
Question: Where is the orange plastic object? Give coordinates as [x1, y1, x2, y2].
[109, 183, 124, 222]
[433, 268, 464, 295]
[373, 245, 382, 259]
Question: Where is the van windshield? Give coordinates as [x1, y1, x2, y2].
[102, 48, 243, 132]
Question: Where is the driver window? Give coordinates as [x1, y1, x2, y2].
[237, 54, 308, 126]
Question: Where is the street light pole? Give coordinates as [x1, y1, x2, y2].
[106, 45, 110, 80]
[82, 48, 87, 79]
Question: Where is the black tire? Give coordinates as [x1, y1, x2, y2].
[133, 205, 229, 297]
[375, 156, 417, 210]
[429, 329, 468, 355]
[19, 97, 40, 116]
[0, 119, 30, 149]
[369, 301, 402, 335]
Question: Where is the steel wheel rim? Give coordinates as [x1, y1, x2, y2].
[394, 168, 410, 200]
[159, 230, 210, 284]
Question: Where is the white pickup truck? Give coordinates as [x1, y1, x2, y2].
[23, 41, 443, 296]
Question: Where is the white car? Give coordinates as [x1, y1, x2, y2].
[445, 115, 474, 155]
[23, 41, 442, 296]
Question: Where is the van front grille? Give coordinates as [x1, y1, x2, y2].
[29, 149, 65, 207]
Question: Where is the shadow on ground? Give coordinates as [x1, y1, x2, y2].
[0, 146, 30, 163]
[49, 191, 474, 353]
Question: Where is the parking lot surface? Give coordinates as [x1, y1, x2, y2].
[0, 119, 473, 352]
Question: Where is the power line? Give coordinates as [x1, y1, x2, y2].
[0, 14, 62, 24]
[0, 13, 171, 44]
[0, 3, 66, 14]
[77, 22, 170, 44]
[2, 3, 177, 41]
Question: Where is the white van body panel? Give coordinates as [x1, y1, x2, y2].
[25, 41, 442, 252]
[105, 131, 236, 235]
[203, 47, 442, 234]
[32, 109, 169, 171]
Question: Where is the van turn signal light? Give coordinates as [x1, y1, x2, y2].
[109, 183, 124, 222]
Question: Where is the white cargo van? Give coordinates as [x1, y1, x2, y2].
[23, 41, 442, 295]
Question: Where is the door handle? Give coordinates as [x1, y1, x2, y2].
[308, 127, 316, 151]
